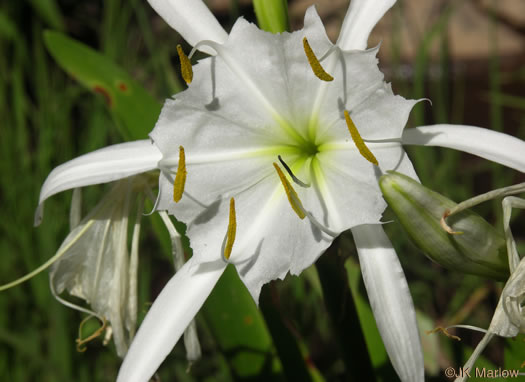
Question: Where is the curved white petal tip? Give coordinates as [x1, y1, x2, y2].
[35, 140, 161, 226]
[117, 258, 226, 382]
[352, 224, 424, 382]
[402, 125, 525, 173]
[147, 0, 228, 55]
[337, 0, 396, 50]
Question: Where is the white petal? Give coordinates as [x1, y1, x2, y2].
[151, 10, 346, 150]
[311, 150, 386, 231]
[402, 125, 525, 173]
[36, 140, 161, 225]
[303, 6, 333, 50]
[337, 0, 397, 50]
[322, 86, 416, 143]
[147, 0, 227, 54]
[308, 141, 418, 232]
[174, 171, 333, 302]
[351, 224, 424, 382]
[117, 257, 226, 382]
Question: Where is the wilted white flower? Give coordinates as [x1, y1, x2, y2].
[49, 176, 146, 357]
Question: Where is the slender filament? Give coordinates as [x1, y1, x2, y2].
[344, 110, 378, 166]
[273, 163, 306, 219]
[177, 44, 193, 84]
[224, 198, 237, 260]
[173, 146, 187, 203]
[303, 37, 334, 82]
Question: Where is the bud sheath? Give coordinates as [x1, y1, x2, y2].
[379, 171, 508, 280]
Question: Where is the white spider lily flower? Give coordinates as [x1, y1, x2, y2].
[124, 2, 424, 381]
[34, 1, 525, 382]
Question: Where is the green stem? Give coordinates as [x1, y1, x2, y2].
[260, 285, 314, 382]
[253, 0, 290, 33]
[315, 238, 376, 381]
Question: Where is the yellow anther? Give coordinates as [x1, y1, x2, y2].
[177, 44, 193, 84]
[224, 198, 237, 260]
[344, 110, 378, 166]
[273, 163, 306, 220]
[173, 146, 187, 203]
[303, 37, 333, 82]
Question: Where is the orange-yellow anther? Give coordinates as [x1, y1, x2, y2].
[173, 146, 187, 202]
[224, 198, 237, 260]
[273, 163, 306, 220]
[344, 110, 378, 166]
[303, 37, 333, 82]
[177, 44, 193, 84]
[303, 37, 334, 82]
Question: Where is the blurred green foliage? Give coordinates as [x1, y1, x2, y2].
[0, 0, 524, 381]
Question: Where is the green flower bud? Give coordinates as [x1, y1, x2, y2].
[379, 171, 509, 280]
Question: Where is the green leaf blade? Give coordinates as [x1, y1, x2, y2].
[43, 30, 161, 140]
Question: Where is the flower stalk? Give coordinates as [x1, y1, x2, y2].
[315, 237, 376, 380]
[253, 0, 289, 33]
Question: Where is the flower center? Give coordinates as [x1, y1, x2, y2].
[298, 139, 320, 158]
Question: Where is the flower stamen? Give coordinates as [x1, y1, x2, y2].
[273, 163, 306, 219]
[426, 326, 461, 341]
[303, 37, 334, 82]
[278, 155, 310, 188]
[223, 198, 237, 260]
[76, 315, 108, 352]
[344, 110, 378, 166]
[177, 44, 193, 85]
[173, 146, 187, 203]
